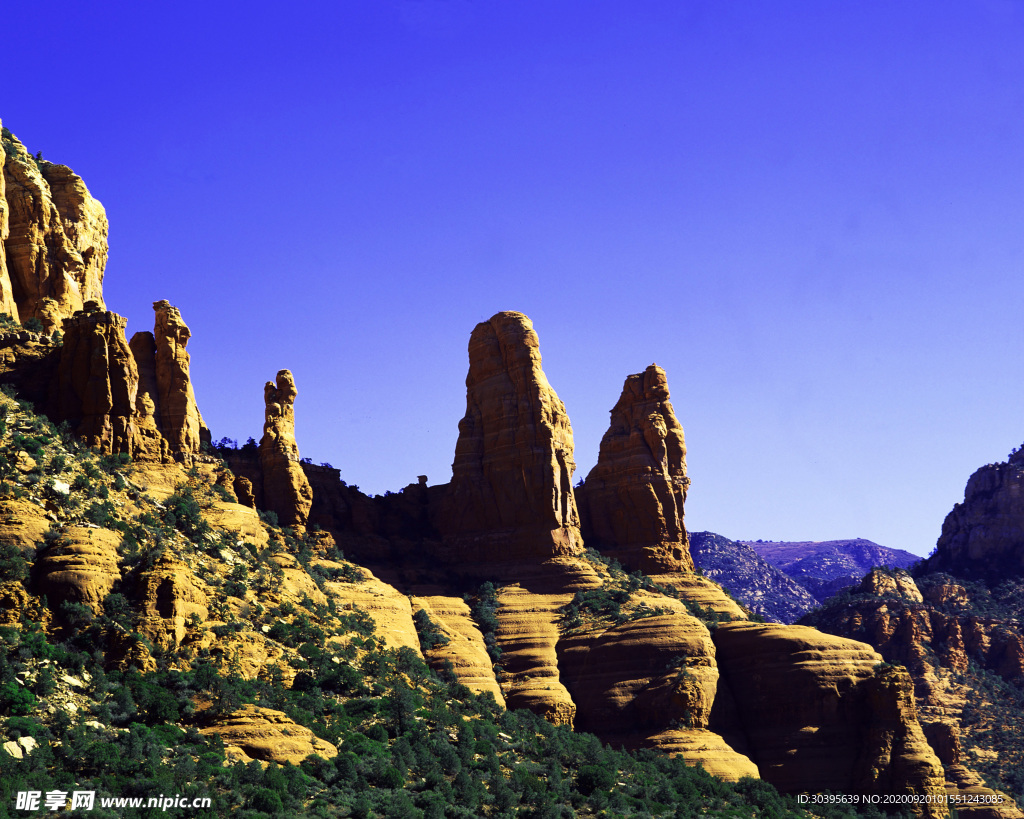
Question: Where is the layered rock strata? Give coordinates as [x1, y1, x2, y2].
[0, 126, 107, 324]
[32, 527, 122, 614]
[258, 369, 313, 528]
[200, 705, 338, 765]
[577, 364, 694, 573]
[712, 622, 946, 814]
[437, 311, 583, 566]
[558, 612, 759, 780]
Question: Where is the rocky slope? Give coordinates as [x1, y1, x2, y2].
[748, 538, 920, 602]
[689, 531, 818, 623]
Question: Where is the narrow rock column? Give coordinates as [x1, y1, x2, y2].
[55, 305, 139, 455]
[153, 300, 209, 458]
[577, 364, 695, 573]
[440, 311, 583, 563]
[259, 369, 313, 528]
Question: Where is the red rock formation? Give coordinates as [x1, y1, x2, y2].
[127, 330, 171, 461]
[0, 128, 13, 318]
[0, 127, 107, 324]
[33, 527, 122, 614]
[924, 457, 1024, 581]
[54, 306, 140, 454]
[259, 369, 313, 528]
[577, 364, 694, 573]
[438, 311, 582, 565]
[152, 300, 209, 457]
[712, 622, 946, 813]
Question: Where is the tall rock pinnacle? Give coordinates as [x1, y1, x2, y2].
[440, 311, 583, 563]
[259, 369, 313, 528]
[577, 364, 695, 573]
[152, 300, 209, 457]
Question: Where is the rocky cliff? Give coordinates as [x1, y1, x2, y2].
[0, 123, 964, 813]
[802, 568, 1024, 818]
[0, 125, 107, 325]
[46, 300, 208, 461]
[923, 452, 1024, 582]
[577, 364, 693, 574]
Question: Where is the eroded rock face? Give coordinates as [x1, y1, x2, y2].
[438, 311, 582, 564]
[0, 128, 107, 324]
[712, 622, 946, 813]
[578, 364, 694, 574]
[153, 300, 209, 457]
[134, 555, 209, 649]
[259, 369, 313, 528]
[33, 526, 121, 614]
[51, 301, 209, 461]
[200, 705, 337, 765]
[55, 308, 139, 455]
[411, 595, 506, 706]
[925, 457, 1024, 582]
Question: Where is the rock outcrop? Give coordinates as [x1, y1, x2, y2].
[924, 455, 1024, 582]
[259, 369, 312, 528]
[134, 555, 209, 649]
[54, 306, 139, 455]
[51, 301, 208, 460]
[801, 569, 1024, 818]
[558, 612, 759, 780]
[200, 705, 338, 765]
[0, 127, 107, 324]
[437, 312, 583, 566]
[577, 364, 693, 574]
[712, 622, 946, 813]
[32, 526, 122, 614]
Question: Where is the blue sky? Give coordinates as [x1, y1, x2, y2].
[5, 1, 1024, 556]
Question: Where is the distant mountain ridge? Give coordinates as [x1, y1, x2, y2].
[744, 538, 919, 603]
[689, 532, 818, 624]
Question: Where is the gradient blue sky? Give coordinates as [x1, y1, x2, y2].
[5, 1, 1024, 556]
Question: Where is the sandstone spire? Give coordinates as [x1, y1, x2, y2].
[0, 127, 107, 323]
[577, 364, 694, 573]
[259, 369, 313, 528]
[440, 311, 582, 562]
[152, 300, 209, 457]
[55, 304, 140, 455]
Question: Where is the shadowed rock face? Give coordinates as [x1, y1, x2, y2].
[924, 455, 1024, 582]
[259, 369, 313, 528]
[578, 364, 694, 574]
[0, 127, 107, 324]
[438, 311, 582, 564]
[55, 307, 140, 454]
